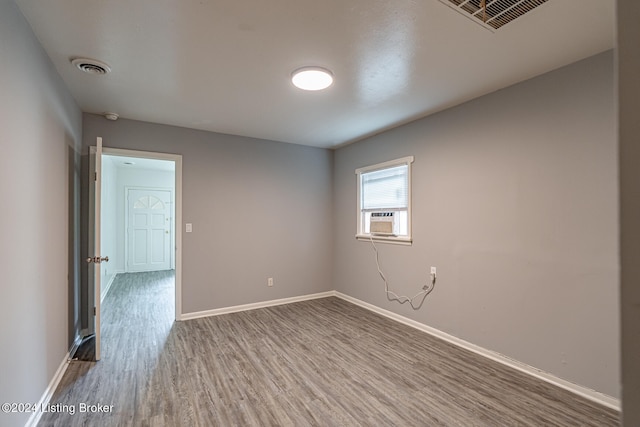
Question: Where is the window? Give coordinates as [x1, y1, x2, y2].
[356, 156, 413, 244]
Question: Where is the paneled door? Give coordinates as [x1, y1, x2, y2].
[126, 188, 172, 272]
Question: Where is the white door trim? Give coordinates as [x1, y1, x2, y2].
[101, 147, 183, 321]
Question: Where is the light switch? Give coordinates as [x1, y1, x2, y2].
[186, 223, 192, 233]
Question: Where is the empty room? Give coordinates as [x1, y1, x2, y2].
[1, 0, 639, 426]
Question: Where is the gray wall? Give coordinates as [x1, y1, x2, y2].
[0, 1, 83, 425]
[618, 0, 640, 424]
[333, 51, 619, 398]
[82, 114, 334, 314]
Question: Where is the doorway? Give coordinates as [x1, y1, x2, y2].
[101, 149, 181, 316]
[81, 145, 182, 361]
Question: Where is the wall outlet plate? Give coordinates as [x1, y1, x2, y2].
[430, 266, 437, 275]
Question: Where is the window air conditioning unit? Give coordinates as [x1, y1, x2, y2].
[370, 212, 396, 236]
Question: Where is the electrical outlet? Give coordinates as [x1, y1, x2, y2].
[430, 266, 436, 275]
[268, 277, 274, 287]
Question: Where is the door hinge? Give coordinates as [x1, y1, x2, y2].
[94, 172, 97, 181]
[93, 306, 96, 316]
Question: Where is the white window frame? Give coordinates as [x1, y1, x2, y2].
[355, 156, 414, 245]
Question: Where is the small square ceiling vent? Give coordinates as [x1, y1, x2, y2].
[438, 0, 549, 30]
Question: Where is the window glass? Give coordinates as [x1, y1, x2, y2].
[356, 157, 413, 244]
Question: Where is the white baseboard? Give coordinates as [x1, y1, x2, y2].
[100, 271, 120, 303]
[180, 291, 335, 321]
[25, 351, 71, 427]
[334, 292, 620, 411]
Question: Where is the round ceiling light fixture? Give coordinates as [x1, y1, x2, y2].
[103, 112, 119, 121]
[71, 57, 111, 75]
[291, 66, 334, 91]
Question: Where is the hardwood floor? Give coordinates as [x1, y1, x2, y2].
[39, 271, 619, 426]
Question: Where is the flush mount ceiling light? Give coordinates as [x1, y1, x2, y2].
[291, 67, 334, 91]
[71, 57, 111, 75]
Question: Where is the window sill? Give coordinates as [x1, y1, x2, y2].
[356, 234, 412, 246]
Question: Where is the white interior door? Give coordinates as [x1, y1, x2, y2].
[87, 137, 106, 361]
[127, 188, 172, 272]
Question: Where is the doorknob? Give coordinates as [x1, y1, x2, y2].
[86, 256, 109, 264]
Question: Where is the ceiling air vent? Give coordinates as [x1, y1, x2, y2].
[438, 0, 549, 30]
[71, 58, 111, 75]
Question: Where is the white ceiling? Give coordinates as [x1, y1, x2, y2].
[16, 0, 614, 149]
[103, 154, 175, 172]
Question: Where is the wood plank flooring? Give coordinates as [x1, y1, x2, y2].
[39, 271, 619, 426]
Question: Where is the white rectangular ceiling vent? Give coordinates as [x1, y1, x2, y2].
[438, 0, 549, 31]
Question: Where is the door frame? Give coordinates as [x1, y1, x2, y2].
[102, 147, 183, 321]
[124, 186, 174, 273]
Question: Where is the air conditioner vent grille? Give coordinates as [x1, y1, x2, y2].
[70, 58, 111, 75]
[439, 0, 549, 30]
